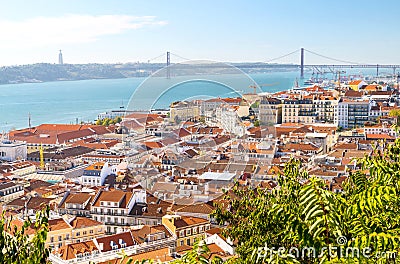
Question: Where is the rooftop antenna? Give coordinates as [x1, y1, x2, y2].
[28, 112, 31, 129]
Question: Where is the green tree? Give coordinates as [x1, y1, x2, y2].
[0, 206, 50, 264]
[253, 120, 260, 127]
[389, 109, 400, 125]
[114, 116, 122, 124]
[171, 240, 226, 264]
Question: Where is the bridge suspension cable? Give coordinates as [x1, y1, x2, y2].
[170, 52, 191, 61]
[147, 53, 165, 62]
[304, 49, 364, 65]
[262, 49, 300, 63]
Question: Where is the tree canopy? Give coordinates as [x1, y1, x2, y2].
[0, 206, 50, 264]
[212, 139, 400, 263]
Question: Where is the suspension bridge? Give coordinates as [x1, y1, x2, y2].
[144, 48, 400, 78]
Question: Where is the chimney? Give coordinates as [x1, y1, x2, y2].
[98, 243, 104, 251]
[168, 243, 176, 257]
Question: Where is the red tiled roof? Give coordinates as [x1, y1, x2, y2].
[95, 231, 135, 252]
[366, 134, 395, 140]
[349, 80, 363, 85]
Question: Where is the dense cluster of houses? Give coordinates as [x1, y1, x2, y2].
[0, 78, 398, 262]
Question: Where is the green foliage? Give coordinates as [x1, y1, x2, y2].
[171, 240, 226, 264]
[251, 101, 260, 109]
[0, 206, 50, 264]
[212, 139, 400, 263]
[389, 109, 400, 125]
[253, 120, 260, 127]
[97, 116, 123, 126]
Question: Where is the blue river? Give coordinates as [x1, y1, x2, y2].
[0, 69, 382, 130]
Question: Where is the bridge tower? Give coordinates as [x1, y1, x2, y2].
[166, 51, 171, 79]
[300, 48, 304, 78]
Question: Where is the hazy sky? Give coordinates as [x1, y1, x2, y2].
[1, 0, 400, 65]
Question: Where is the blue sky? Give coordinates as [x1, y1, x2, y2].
[1, 0, 400, 65]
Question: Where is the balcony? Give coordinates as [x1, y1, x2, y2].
[48, 237, 176, 264]
[104, 222, 131, 226]
[91, 211, 127, 216]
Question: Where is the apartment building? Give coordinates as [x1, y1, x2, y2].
[162, 214, 211, 247]
[335, 99, 369, 129]
[170, 101, 200, 123]
[0, 182, 24, 202]
[58, 192, 94, 216]
[259, 97, 282, 125]
[90, 189, 146, 234]
[282, 99, 317, 124]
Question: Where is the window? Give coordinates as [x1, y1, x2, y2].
[58, 236, 62, 241]
[90, 230, 93, 234]
[180, 240, 184, 246]
[179, 231, 184, 238]
[76, 232, 80, 236]
[186, 229, 191, 236]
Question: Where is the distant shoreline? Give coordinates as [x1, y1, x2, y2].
[0, 62, 301, 86]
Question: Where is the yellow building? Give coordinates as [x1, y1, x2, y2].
[70, 217, 106, 243]
[170, 101, 200, 123]
[47, 218, 74, 249]
[162, 214, 210, 247]
[348, 80, 367, 91]
[12, 216, 105, 249]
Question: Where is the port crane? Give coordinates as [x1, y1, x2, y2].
[248, 82, 279, 94]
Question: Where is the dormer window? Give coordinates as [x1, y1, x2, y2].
[110, 241, 118, 250]
[119, 239, 126, 248]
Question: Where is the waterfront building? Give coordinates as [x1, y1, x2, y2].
[0, 139, 27, 162]
[97, 110, 136, 120]
[169, 101, 200, 123]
